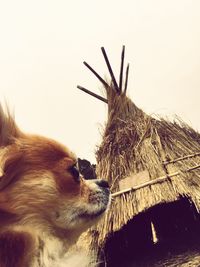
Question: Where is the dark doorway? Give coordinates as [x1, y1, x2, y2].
[100, 198, 200, 267]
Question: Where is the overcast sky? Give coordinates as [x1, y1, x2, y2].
[0, 0, 199, 162]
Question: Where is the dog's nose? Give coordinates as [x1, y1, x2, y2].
[96, 179, 109, 189]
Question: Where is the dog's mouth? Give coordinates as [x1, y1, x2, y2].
[71, 186, 110, 223]
[79, 190, 111, 220]
[79, 207, 107, 219]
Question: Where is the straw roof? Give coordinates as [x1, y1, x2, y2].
[78, 46, 200, 247]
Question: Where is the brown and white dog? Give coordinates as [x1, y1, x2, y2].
[0, 105, 110, 267]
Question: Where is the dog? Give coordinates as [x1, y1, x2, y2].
[0, 105, 110, 267]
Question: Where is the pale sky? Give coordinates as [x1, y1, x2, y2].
[0, 0, 200, 162]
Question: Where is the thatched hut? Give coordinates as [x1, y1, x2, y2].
[78, 47, 200, 266]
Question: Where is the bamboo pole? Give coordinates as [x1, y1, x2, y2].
[119, 45, 125, 92]
[111, 164, 200, 197]
[77, 85, 108, 103]
[163, 152, 200, 165]
[83, 61, 109, 89]
[101, 47, 120, 93]
[124, 63, 129, 94]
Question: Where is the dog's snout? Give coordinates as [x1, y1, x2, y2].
[96, 180, 109, 189]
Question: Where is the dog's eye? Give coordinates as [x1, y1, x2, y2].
[68, 165, 80, 183]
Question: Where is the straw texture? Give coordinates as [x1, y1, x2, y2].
[78, 46, 200, 251]
[93, 89, 200, 245]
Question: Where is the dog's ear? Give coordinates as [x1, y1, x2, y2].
[0, 105, 24, 191]
[0, 104, 22, 147]
[0, 148, 23, 191]
[0, 173, 13, 191]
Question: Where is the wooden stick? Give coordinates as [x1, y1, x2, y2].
[111, 164, 200, 197]
[124, 63, 129, 94]
[112, 175, 172, 197]
[188, 164, 200, 172]
[119, 45, 125, 92]
[77, 86, 108, 103]
[101, 47, 120, 93]
[163, 152, 200, 165]
[83, 61, 109, 89]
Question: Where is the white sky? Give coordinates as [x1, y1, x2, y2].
[0, 0, 200, 162]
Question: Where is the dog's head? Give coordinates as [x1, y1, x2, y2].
[0, 106, 110, 240]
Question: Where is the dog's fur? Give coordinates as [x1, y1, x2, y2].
[0, 106, 110, 267]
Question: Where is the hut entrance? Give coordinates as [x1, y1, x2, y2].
[101, 198, 200, 267]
